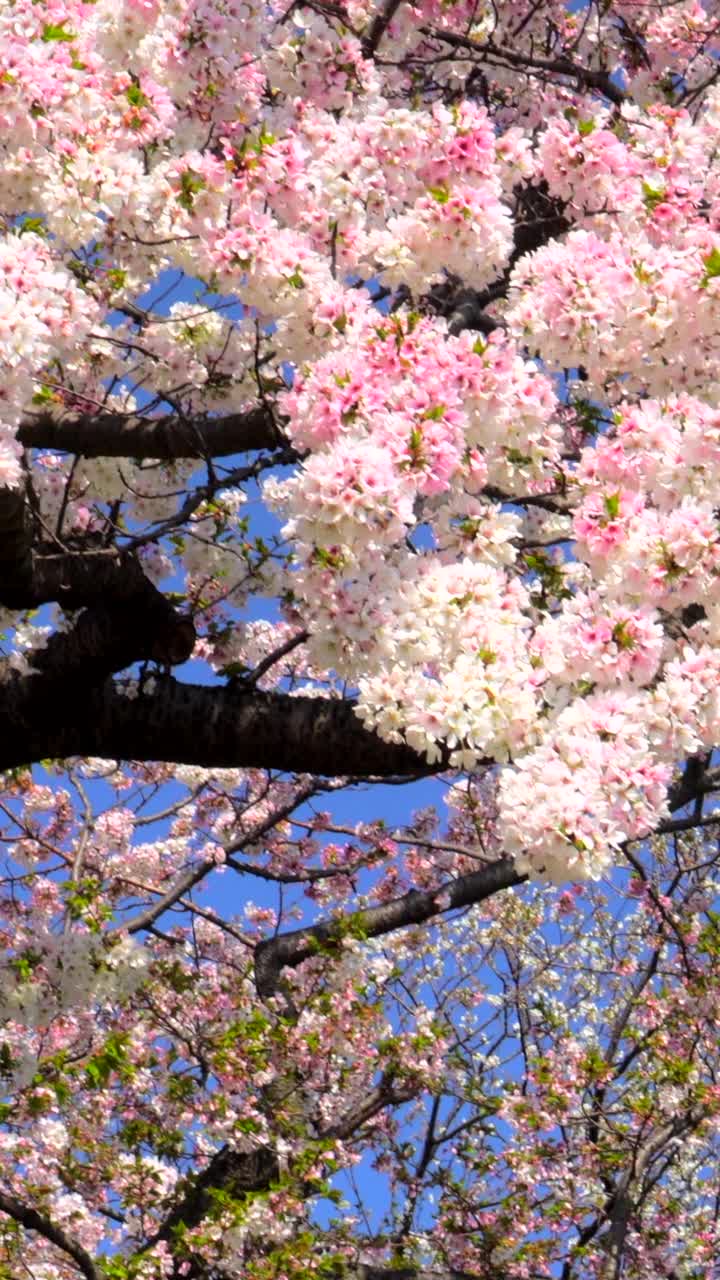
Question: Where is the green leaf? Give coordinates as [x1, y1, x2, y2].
[177, 169, 206, 212]
[701, 246, 720, 288]
[572, 397, 604, 436]
[577, 118, 595, 136]
[220, 661, 249, 679]
[41, 22, 76, 42]
[17, 216, 47, 238]
[106, 267, 127, 293]
[31, 384, 55, 405]
[642, 179, 666, 211]
[428, 184, 450, 204]
[125, 82, 150, 110]
[407, 425, 424, 462]
[312, 546, 345, 570]
[611, 619, 635, 650]
[13, 950, 41, 982]
[85, 1032, 133, 1089]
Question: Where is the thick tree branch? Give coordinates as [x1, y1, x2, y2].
[18, 404, 283, 459]
[0, 680, 435, 777]
[0, 547, 195, 680]
[147, 1145, 281, 1247]
[254, 857, 524, 997]
[1, 545, 177, 611]
[0, 483, 33, 599]
[666, 754, 720, 812]
[421, 185, 569, 335]
[327, 1076, 418, 1140]
[0, 1186, 100, 1280]
[147, 1078, 417, 1258]
[29, 602, 195, 683]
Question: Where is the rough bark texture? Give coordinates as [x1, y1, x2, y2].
[0, 545, 196, 682]
[0, 483, 33, 598]
[1, 545, 185, 611]
[0, 678, 436, 778]
[19, 405, 281, 459]
[149, 1145, 281, 1246]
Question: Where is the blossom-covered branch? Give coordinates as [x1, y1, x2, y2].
[254, 858, 524, 997]
[0, 1187, 100, 1280]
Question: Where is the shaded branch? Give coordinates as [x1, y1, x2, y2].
[2, 545, 179, 611]
[146, 1076, 418, 1260]
[19, 404, 283, 460]
[326, 1074, 419, 1140]
[254, 857, 524, 997]
[0, 679, 436, 778]
[146, 1145, 281, 1248]
[361, 0, 405, 56]
[29, 602, 195, 684]
[666, 754, 720, 812]
[0, 547, 195, 681]
[420, 185, 569, 335]
[0, 1186, 100, 1280]
[423, 26, 627, 106]
[0, 483, 33, 599]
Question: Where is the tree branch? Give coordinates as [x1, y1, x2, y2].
[254, 857, 524, 997]
[18, 404, 283, 460]
[666, 754, 720, 812]
[0, 482, 33, 599]
[145, 1079, 418, 1259]
[123, 779, 321, 936]
[146, 1145, 281, 1248]
[361, 0, 405, 56]
[0, 679, 436, 777]
[0, 1186, 100, 1280]
[326, 1076, 418, 1140]
[30, 603, 195, 685]
[1, 545, 179, 611]
[0, 547, 196, 681]
[422, 26, 627, 106]
[420, 185, 568, 334]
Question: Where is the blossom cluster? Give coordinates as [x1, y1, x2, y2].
[4, 5, 720, 902]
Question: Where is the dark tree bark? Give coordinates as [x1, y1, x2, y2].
[0, 1188, 100, 1280]
[0, 677, 436, 778]
[255, 857, 524, 996]
[18, 405, 282, 459]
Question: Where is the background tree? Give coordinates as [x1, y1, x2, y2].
[1, 0, 720, 1276]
